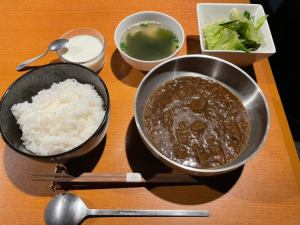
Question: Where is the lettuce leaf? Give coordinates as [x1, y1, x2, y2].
[203, 8, 267, 52]
[255, 15, 268, 30]
[204, 21, 245, 51]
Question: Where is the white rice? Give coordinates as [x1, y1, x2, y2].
[11, 79, 106, 156]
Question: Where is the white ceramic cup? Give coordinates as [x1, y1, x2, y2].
[114, 11, 185, 71]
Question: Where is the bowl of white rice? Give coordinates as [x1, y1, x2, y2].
[0, 63, 110, 162]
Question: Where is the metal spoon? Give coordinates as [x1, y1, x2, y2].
[44, 193, 209, 225]
[16, 39, 68, 71]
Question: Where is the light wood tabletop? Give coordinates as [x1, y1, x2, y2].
[1, 0, 300, 224]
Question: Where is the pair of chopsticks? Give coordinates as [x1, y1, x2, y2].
[33, 172, 200, 185]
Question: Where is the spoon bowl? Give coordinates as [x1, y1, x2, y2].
[48, 39, 69, 51]
[45, 193, 87, 225]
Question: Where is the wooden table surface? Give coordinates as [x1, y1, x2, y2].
[1, 0, 300, 224]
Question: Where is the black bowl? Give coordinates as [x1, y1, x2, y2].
[0, 63, 110, 163]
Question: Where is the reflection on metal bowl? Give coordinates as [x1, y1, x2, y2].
[135, 54, 269, 176]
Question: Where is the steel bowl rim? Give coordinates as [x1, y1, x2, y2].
[134, 54, 270, 174]
[0, 62, 110, 159]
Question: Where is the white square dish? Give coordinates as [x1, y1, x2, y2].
[197, 3, 276, 67]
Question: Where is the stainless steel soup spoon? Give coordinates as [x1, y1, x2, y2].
[44, 193, 209, 225]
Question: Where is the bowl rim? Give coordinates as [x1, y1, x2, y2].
[134, 54, 270, 174]
[196, 3, 276, 54]
[114, 10, 185, 64]
[0, 62, 110, 159]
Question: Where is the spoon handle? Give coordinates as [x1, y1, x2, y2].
[16, 50, 48, 71]
[89, 209, 209, 217]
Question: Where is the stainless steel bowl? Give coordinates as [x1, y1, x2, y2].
[135, 55, 269, 176]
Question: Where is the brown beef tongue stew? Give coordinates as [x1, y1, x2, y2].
[143, 76, 249, 169]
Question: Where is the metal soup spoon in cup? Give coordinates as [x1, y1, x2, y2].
[44, 193, 209, 225]
[16, 39, 68, 71]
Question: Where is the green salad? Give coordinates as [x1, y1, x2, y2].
[203, 8, 268, 52]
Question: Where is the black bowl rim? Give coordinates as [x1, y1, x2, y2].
[0, 62, 110, 159]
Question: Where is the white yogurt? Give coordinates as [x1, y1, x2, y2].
[61, 34, 105, 72]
